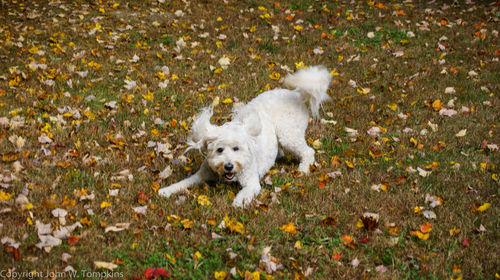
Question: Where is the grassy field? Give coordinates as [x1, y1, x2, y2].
[0, 0, 499, 279]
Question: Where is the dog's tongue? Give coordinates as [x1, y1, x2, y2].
[225, 173, 234, 180]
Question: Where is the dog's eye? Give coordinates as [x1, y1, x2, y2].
[216, 147, 224, 153]
[233, 147, 239, 151]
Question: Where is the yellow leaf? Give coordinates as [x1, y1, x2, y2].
[432, 99, 443, 111]
[216, 16, 222, 22]
[142, 90, 154, 101]
[224, 215, 245, 234]
[193, 251, 202, 259]
[269, 72, 280, 80]
[410, 137, 418, 147]
[197, 195, 212, 206]
[167, 215, 180, 223]
[151, 182, 160, 192]
[449, 227, 460, 236]
[215, 271, 227, 280]
[330, 69, 339, 76]
[170, 74, 179, 80]
[477, 203, 491, 212]
[410, 230, 429, 240]
[222, 98, 233, 104]
[425, 162, 440, 170]
[100, 201, 111, 208]
[249, 26, 256, 33]
[338, 55, 343, 62]
[356, 219, 364, 228]
[0, 190, 13, 201]
[387, 103, 398, 111]
[492, 174, 498, 182]
[293, 25, 303, 31]
[80, 217, 92, 226]
[414, 206, 423, 214]
[214, 68, 223, 74]
[181, 219, 194, 229]
[345, 160, 354, 169]
[294, 240, 303, 249]
[245, 271, 261, 280]
[151, 129, 159, 136]
[25, 203, 34, 210]
[280, 222, 298, 234]
[166, 253, 176, 264]
[155, 71, 166, 80]
[312, 139, 322, 149]
[294, 61, 307, 69]
[388, 225, 400, 236]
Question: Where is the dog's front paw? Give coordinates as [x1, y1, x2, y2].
[298, 165, 310, 175]
[232, 195, 250, 208]
[232, 189, 258, 208]
[158, 187, 174, 197]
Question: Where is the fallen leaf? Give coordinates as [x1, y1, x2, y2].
[376, 265, 388, 273]
[455, 129, 467, 137]
[280, 222, 298, 234]
[105, 223, 130, 233]
[94, 261, 118, 271]
[197, 195, 212, 206]
[477, 203, 491, 212]
[423, 210, 437, 219]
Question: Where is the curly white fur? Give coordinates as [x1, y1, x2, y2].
[158, 65, 332, 207]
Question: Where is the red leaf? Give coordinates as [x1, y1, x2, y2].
[462, 238, 470, 247]
[68, 236, 79, 245]
[13, 247, 19, 261]
[144, 268, 155, 279]
[5, 246, 19, 261]
[332, 252, 342, 261]
[357, 237, 370, 243]
[481, 140, 487, 149]
[153, 268, 170, 278]
[319, 181, 326, 189]
[144, 267, 170, 279]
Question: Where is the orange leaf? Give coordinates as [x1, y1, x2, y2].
[420, 222, 432, 233]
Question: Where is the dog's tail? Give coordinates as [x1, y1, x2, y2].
[283, 65, 332, 119]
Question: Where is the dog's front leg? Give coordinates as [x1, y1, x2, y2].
[232, 170, 261, 208]
[158, 162, 214, 198]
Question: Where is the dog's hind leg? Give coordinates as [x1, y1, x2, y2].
[278, 137, 315, 174]
[158, 162, 214, 197]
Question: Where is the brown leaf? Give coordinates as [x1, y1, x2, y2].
[2, 152, 19, 162]
[361, 213, 379, 231]
[321, 217, 337, 228]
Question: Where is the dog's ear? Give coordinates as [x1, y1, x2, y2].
[236, 108, 261, 137]
[186, 107, 216, 152]
[245, 114, 261, 137]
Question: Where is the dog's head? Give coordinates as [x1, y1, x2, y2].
[186, 106, 261, 181]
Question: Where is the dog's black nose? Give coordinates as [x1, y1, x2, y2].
[224, 163, 234, 172]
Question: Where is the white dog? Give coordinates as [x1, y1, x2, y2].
[158, 66, 332, 207]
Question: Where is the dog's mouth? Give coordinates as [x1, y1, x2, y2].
[224, 172, 235, 181]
